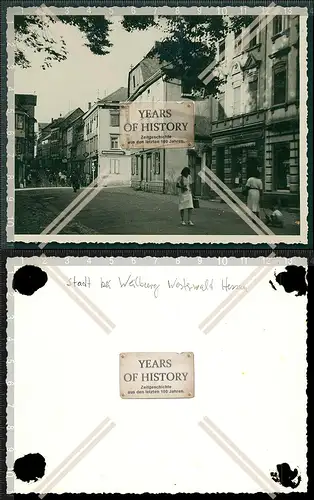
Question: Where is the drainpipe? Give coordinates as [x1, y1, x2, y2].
[263, 20, 268, 190]
[163, 75, 167, 193]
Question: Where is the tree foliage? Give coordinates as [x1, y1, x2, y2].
[122, 15, 254, 97]
[15, 13, 254, 96]
[14, 15, 112, 70]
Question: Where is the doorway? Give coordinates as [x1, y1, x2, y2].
[231, 148, 243, 187]
[140, 155, 144, 181]
[193, 156, 202, 196]
[216, 147, 225, 182]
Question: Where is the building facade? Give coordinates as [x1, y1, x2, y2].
[211, 14, 300, 207]
[36, 108, 84, 184]
[64, 115, 86, 185]
[128, 55, 212, 196]
[83, 88, 131, 187]
[15, 94, 37, 188]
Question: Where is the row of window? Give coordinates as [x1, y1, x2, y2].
[109, 158, 120, 174]
[110, 135, 119, 149]
[216, 142, 293, 191]
[86, 114, 98, 135]
[84, 134, 121, 154]
[109, 110, 120, 127]
[131, 151, 161, 177]
[217, 57, 297, 120]
[86, 135, 98, 154]
[85, 110, 120, 136]
[15, 114, 24, 130]
[219, 16, 288, 61]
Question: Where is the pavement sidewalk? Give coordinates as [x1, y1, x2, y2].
[138, 189, 300, 227]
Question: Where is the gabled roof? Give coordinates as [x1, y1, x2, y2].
[50, 117, 64, 129]
[127, 51, 169, 100]
[41, 108, 84, 132]
[38, 122, 50, 132]
[138, 55, 162, 83]
[59, 108, 84, 128]
[98, 87, 128, 104]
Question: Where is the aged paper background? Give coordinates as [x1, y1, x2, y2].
[10, 258, 307, 494]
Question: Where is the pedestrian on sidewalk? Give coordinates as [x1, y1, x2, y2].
[71, 171, 80, 193]
[176, 167, 194, 226]
[244, 166, 263, 219]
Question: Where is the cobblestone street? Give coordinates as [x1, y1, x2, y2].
[15, 186, 300, 236]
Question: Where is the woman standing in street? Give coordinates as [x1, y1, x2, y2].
[176, 167, 194, 226]
[245, 167, 263, 218]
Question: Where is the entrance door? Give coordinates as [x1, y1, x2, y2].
[147, 153, 152, 181]
[273, 142, 290, 191]
[216, 147, 225, 182]
[246, 147, 259, 179]
[231, 148, 243, 187]
[140, 155, 144, 181]
[193, 156, 202, 196]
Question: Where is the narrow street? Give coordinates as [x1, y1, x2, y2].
[15, 186, 300, 236]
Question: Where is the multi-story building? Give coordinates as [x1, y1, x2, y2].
[64, 115, 86, 184]
[127, 54, 212, 196]
[82, 87, 131, 186]
[210, 14, 300, 207]
[37, 108, 84, 183]
[15, 93, 37, 188]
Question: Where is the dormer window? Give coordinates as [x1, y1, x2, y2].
[132, 75, 136, 88]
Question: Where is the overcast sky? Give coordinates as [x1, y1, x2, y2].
[14, 16, 163, 123]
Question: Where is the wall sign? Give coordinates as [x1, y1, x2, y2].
[120, 101, 195, 150]
[119, 352, 195, 399]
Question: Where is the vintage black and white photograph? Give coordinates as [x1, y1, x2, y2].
[7, 5, 308, 244]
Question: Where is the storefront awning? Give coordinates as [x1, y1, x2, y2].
[229, 142, 256, 149]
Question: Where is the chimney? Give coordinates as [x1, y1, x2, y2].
[88, 102, 92, 110]
[51, 118, 54, 123]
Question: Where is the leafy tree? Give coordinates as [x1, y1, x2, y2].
[15, 13, 254, 96]
[121, 15, 255, 97]
[14, 15, 112, 70]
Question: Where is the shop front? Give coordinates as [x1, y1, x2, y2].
[212, 129, 264, 194]
[264, 118, 299, 208]
[131, 150, 164, 193]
